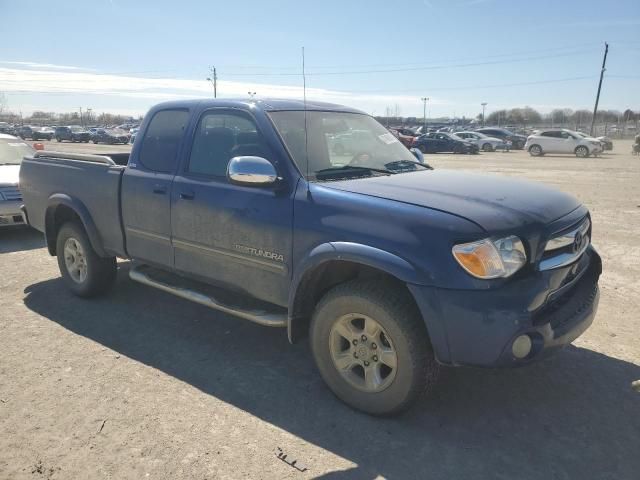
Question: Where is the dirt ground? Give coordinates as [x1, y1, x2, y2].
[1, 139, 639, 479]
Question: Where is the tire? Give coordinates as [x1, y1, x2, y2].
[529, 144, 543, 157]
[93, 140, 98, 144]
[56, 137, 62, 142]
[575, 146, 589, 158]
[418, 144, 428, 154]
[55, 222, 117, 297]
[482, 143, 494, 152]
[310, 279, 439, 416]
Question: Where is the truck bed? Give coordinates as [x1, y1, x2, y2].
[19, 151, 129, 257]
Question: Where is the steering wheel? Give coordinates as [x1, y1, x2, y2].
[349, 151, 374, 166]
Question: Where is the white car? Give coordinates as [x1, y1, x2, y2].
[525, 129, 602, 157]
[454, 131, 511, 152]
[0, 134, 34, 227]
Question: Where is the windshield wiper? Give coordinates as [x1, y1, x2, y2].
[315, 165, 397, 178]
[385, 160, 433, 171]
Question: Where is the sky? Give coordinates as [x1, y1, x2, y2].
[1, 0, 639, 119]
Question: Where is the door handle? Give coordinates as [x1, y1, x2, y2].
[179, 190, 195, 200]
[152, 184, 167, 194]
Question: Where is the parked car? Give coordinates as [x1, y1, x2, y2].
[388, 127, 416, 148]
[55, 126, 91, 143]
[129, 127, 139, 144]
[476, 127, 527, 149]
[413, 132, 479, 154]
[0, 122, 17, 136]
[18, 126, 54, 141]
[525, 129, 603, 158]
[0, 134, 33, 227]
[454, 131, 511, 152]
[32, 127, 55, 141]
[91, 129, 130, 144]
[21, 99, 601, 416]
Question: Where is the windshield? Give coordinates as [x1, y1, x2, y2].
[70, 126, 85, 132]
[270, 111, 422, 180]
[0, 140, 34, 165]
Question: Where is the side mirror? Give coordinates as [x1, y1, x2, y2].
[33, 142, 45, 151]
[410, 147, 425, 163]
[227, 156, 279, 186]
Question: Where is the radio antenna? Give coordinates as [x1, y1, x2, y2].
[302, 46, 310, 182]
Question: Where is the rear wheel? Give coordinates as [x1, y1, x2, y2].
[55, 222, 117, 297]
[310, 279, 439, 415]
[93, 139, 98, 144]
[529, 144, 543, 157]
[418, 144, 428, 154]
[575, 145, 589, 158]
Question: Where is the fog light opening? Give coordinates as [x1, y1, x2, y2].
[512, 334, 533, 359]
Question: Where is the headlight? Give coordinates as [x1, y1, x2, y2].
[452, 235, 527, 279]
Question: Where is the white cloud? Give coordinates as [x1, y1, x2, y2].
[0, 64, 443, 116]
[0, 61, 95, 71]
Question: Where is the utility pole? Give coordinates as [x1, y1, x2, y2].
[207, 66, 217, 98]
[421, 97, 428, 131]
[481, 102, 487, 127]
[79, 107, 83, 127]
[590, 42, 608, 136]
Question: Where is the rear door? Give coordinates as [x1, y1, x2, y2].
[121, 108, 189, 267]
[170, 109, 293, 306]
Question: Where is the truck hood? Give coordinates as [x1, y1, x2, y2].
[323, 169, 581, 232]
[0, 164, 20, 186]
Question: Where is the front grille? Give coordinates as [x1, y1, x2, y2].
[539, 217, 591, 271]
[0, 186, 22, 201]
[532, 262, 600, 333]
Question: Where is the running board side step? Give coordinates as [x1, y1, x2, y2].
[129, 264, 287, 328]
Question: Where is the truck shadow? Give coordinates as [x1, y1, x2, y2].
[0, 227, 45, 253]
[23, 265, 640, 479]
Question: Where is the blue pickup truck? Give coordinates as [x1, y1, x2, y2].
[19, 99, 601, 415]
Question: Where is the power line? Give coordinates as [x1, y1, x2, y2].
[218, 49, 599, 76]
[356, 76, 598, 93]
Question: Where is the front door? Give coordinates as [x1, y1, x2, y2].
[170, 109, 293, 306]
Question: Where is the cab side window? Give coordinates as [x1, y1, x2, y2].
[139, 109, 189, 173]
[188, 112, 269, 178]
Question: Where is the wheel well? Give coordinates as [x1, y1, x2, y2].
[45, 204, 82, 255]
[289, 261, 417, 342]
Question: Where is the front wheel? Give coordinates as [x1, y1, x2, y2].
[56, 222, 117, 297]
[575, 146, 589, 158]
[529, 144, 543, 156]
[482, 142, 494, 152]
[310, 279, 439, 416]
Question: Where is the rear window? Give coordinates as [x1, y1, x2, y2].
[139, 109, 189, 172]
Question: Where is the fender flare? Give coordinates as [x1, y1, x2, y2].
[44, 193, 106, 257]
[288, 242, 429, 340]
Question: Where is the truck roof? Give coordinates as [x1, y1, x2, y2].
[149, 98, 365, 114]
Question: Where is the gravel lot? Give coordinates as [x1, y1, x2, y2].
[1, 139, 639, 479]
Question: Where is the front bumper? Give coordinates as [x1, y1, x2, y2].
[0, 200, 26, 227]
[409, 246, 601, 367]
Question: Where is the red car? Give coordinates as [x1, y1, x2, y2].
[388, 127, 417, 148]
